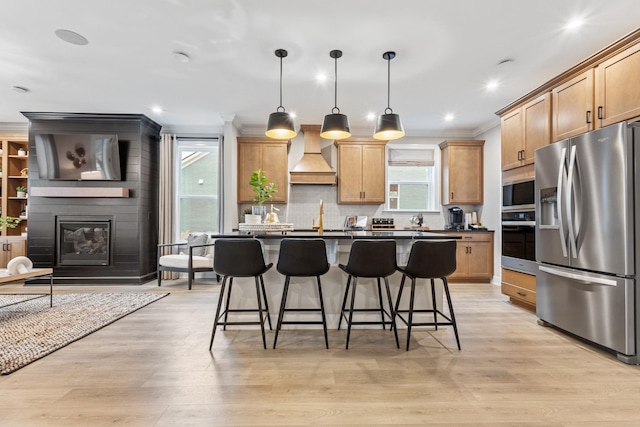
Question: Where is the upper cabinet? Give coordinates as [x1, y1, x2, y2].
[501, 93, 551, 171]
[335, 139, 387, 204]
[439, 140, 484, 205]
[552, 69, 594, 142]
[237, 137, 290, 204]
[595, 42, 640, 128]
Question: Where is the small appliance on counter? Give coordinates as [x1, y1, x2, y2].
[371, 217, 395, 230]
[446, 207, 464, 230]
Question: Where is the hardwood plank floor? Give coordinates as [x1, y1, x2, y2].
[1, 279, 640, 426]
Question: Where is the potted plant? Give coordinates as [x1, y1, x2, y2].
[16, 186, 27, 198]
[0, 215, 21, 230]
[17, 147, 26, 156]
[249, 168, 277, 221]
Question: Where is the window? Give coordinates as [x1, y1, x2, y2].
[386, 145, 440, 212]
[175, 137, 221, 239]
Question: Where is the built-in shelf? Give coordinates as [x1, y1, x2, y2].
[30, 187, 130, 198]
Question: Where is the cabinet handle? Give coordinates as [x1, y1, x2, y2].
[597, 106, 603, 120]
[451, 192, 454, 200]
[468, 246, 472, 254]
[517, 291, 527, 297]
[586, 110, 591, 124]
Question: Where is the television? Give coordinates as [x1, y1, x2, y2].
[35, 133, 122, 180]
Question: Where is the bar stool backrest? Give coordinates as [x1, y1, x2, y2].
[214, 239, 268, 277]
[344, 240, 397, 278]
[277, 239, 330, 277]
[404, 240, 457, 279]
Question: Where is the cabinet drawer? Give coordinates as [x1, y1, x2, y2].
[442, 232, 493, 242]
[502, 268, 536, 292]
[502, 282, 537, 305]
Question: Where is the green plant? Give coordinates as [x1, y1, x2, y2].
[16, 186, 26, 193]
[0, 216, 21, 230]
[249, 168, 277, 206]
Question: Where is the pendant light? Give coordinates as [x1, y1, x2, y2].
[265, 48, 297, 139]
[373, 51, 405, 140]
[320, 49, 351, 140]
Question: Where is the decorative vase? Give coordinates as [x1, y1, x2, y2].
[18, 149, 26, 156]
[252, 205, 267, 223]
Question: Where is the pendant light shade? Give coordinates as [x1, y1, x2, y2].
[265, 49, 297, 139]
[374, 51, 405, 140]
[320, 50, 351, 140]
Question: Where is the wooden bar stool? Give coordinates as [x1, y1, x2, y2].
[209, 239, 273, 350]
[273, 239, 330, 349]
[338, 240, 399, 349]
[394, 239, 460, 351]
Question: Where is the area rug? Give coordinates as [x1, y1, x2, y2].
[0, 292, 168, 374]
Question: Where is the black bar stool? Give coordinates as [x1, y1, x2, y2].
[209, 239, 273, 350]
[338, 240, 399, 349]
[273, 239, 331, 349]
[394, 240, 460, 351]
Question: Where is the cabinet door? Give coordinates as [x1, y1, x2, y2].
[552, 69, 594, 142]
[361, 144, 385, 203]
[466, 241, 492, 279]
[237, 142, 261, 203]
[337, 145, 363, 203]
[448, 145, 483, 205]
[0, 237, 26, 268]
[596, 43, 640, 128]
[501, 108, 523, 171]
[261, 143, 288, 203]
[448, 240, 469, 280]
[522, 93, 551, 165]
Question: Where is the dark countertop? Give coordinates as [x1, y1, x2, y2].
[218, 230, 462, 240]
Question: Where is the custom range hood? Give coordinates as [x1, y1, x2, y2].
[289, 124, 337, 185]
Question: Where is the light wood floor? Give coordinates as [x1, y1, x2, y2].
[2, 279, 640, 426]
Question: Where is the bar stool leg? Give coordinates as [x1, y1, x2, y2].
[223, 277, 234, 330]
[345, 276, 359, 349]
[383, 277, 400, 348]
[407, 277, 417, 351]
[392, 274, 407, 332]
[316, 276, 329, 349]
[442, 277, 461, 350]
[273, 276, 291, 349]
[338, 275, 352, 330]
[430, 278, 438, 331]
[259, 275, 272, 330]
[254, 276, 267, 350]
[376, 278, 386, 330]
[210, 276, 229, 350]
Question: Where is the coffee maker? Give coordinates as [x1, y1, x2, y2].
[447, 207, 464, 230]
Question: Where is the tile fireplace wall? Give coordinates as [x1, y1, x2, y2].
[23, 113, 161, 285]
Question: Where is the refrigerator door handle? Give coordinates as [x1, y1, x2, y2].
[556, 147, 568, 257]
[539, 265, 618, 287]
[566, 145, 578, 258]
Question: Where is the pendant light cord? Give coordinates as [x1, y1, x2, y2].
[333, 54, 339, 113]
[385, 52, 393, 114]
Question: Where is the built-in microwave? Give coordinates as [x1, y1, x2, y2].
[502, 178, 535, 211]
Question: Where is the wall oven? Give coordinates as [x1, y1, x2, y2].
[502, 178, 537, 275]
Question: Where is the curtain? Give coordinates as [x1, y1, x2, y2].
[159, 133, 178, 280]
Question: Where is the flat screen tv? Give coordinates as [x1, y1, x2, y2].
[35, 133, 122, 180]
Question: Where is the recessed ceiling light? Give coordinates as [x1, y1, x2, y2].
[55, 29, 89, 46]
[12, 86, 30, 94]
[316, 73, 327, 82]
[486, 79, 499, 90]
[172, 51, 190, 63]
[151, 106, 163, 114]
[444, 113, 455, 122]
[367, 112, 376, 121]
[565, 18, 584, 31]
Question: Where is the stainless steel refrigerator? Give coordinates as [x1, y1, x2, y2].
[535, 121, 640, 363]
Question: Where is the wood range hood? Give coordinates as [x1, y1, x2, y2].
[289, 124, 337, 185]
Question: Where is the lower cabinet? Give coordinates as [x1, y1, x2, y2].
[501, 268, 536, 310]
[0, 236, 27, 268]
[440, 231, 494, 282]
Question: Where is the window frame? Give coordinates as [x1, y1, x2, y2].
[384, 143, 441, 213]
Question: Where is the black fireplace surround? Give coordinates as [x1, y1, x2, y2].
[22, 113, 161, 285]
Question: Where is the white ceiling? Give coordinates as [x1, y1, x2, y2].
[3, 0, 640, 136]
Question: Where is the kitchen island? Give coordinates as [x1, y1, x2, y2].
[212, 230, 459, 329]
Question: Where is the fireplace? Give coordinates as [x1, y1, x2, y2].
[57, 218, 111, 266]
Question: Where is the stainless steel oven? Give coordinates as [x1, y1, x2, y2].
[502, 178, 537, 275]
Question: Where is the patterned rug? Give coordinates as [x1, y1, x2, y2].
[0, 292, 168, 374]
